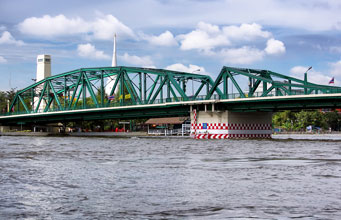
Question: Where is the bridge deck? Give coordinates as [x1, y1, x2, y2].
[1, 93, 341, 124]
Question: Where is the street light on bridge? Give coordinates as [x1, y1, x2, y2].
[304, 66, 312, 83]
[304, 66, 312, 94]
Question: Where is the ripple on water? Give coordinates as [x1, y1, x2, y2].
[0, 135, 340, 219]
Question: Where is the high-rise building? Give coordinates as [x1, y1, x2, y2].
[34, 55, 51, 111]
[36, 55, 51, 81]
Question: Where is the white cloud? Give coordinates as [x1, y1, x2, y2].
[140, 31, 177, 46]
[18, 15, 88, 37]
[165, 63, 206, 74]
[290, 66, 311, 76]
[290, 66, 332, 85]
[222, 23, 271, 41]
[176, 21, 285, 64]
[0, 56, 7, 63]
[120, 52, 154, 67]
[330, 60, 341, 77]
[178, 22, 272, 52]
[18, 14, 134, 40]
[0, 31, 24, 46]
[265, 38, 286, 55]
[220, 47, 265, 65]
[177, 22, 230, 51]
[77, 43, 110, 60]
[90, 14, 135, 40]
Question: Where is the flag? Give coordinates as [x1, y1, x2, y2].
[108, 95, 115, 100]
[329, 77, 334, 84]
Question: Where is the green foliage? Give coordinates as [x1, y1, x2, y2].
[324, 111, 340, 130]
[0, 91, 7, 113]
[273, 110, 341, 131]
[66, 119, 135, 131]
[0, 88, 17, 113]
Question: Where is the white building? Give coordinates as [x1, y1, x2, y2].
[34, 54, 51, 111]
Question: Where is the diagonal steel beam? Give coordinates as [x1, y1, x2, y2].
[146, 75, 160, 103]
[18, 95, 29, 113]
[149, 77, 167, 104]
[193, 80, 206, 100]
[83, 72, 99, 108]
[68, 72, 83, 109]
[206, 67, 225, 99]
[261, 85, 275, 97]
[124, 71, 141, 104]
[169, 85, 180, 102]
[48, 80, 62, 110]
[168, 73, 189, 101]
[227, 71, 246, 98]
[35, 82, 47, 113]
[72, 86, 83, 110]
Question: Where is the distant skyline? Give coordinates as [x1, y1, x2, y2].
[0, 0, 341, 90]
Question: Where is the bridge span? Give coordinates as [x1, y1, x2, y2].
[1, 66, 341, 138]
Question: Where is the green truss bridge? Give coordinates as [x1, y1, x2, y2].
[1, 66, 341, 124]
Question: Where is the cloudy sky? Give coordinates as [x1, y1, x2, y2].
[0, 0, 341, 90]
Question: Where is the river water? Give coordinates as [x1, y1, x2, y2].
[0, 136, 340, 219]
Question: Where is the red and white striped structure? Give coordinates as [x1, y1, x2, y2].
[190, 109, 197, 138]
[191, 110, 272, 139]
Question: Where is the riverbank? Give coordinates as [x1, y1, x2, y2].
[2, 131, 341, 140]
[273, 133, 341, 140]
[0, 131, 191, 138]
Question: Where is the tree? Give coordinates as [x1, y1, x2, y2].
[272, 110, 296, 131]
[0, 88, 17, 113]
[324, 111, 340, 131]
[0, 91, 7, 113]
[273, 109, 340, 131]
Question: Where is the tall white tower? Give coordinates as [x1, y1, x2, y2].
[34, 55, 51, 111]
[112, 33, 117, 67]
[36, 55, 51, 81]
[106, 34, 118, 95]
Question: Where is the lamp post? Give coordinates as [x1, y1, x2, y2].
[304, 66, 312, 94]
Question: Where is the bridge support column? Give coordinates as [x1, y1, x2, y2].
[191, 110, 272, 139]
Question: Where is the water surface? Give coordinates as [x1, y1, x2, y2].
[0, 136, 340, 219]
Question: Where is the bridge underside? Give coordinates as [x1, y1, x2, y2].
[0, 105, 189, 125]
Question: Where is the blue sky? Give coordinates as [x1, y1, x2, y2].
[1, 0, 341, 91]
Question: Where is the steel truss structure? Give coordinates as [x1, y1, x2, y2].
[5, 66, 341, 117]
[8, 66, 217, 114]
[207, 66, 341, 100]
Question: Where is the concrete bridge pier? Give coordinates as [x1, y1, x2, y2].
[191, 108, 272, 139]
